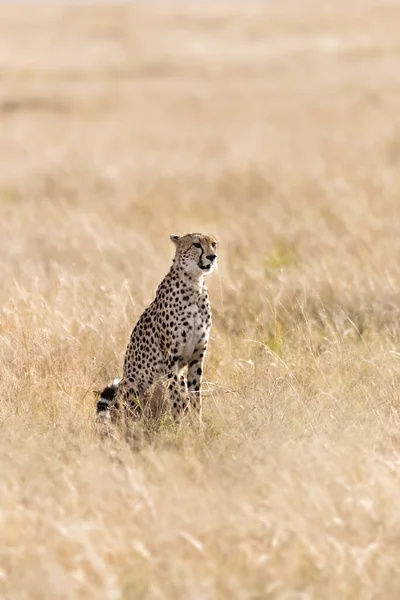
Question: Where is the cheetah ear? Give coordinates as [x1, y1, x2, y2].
[170, 234, 180, 245]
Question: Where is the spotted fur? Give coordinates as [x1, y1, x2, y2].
[97, 232, 217, 423]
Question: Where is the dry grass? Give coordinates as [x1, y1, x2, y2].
[1, 0, 400, 597]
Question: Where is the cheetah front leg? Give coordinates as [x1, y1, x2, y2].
[168, 372, 189, 421]
[187, 342, 207, 420]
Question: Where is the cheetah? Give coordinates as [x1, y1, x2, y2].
[97, 232, 218, 423]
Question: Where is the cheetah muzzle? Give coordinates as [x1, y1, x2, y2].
[97, 232, 218, 424]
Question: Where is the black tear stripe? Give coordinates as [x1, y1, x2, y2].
[199, 245, 204, 265]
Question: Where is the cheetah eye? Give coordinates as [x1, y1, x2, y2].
[211, 242, 217, 249]
[193, 243, 202, 249]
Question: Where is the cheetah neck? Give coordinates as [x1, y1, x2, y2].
[169, 261, 206, 294]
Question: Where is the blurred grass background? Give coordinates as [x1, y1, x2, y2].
[1, 1, 400, 598]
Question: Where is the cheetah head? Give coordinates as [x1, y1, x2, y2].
[170, 233, 218, 276]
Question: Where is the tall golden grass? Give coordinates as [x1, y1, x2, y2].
[1, 1, 400, 597]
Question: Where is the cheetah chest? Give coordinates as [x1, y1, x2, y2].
[181, 305, 205, 365]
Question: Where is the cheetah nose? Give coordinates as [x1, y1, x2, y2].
[207, 254, 216, 262]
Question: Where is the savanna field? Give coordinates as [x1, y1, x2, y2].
[1, 1, 400, 597]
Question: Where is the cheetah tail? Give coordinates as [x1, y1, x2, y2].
[96, 378, 121, 414]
